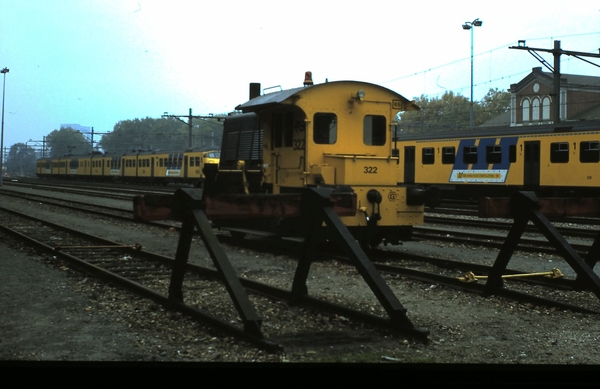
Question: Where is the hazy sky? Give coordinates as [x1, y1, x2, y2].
[1, 0, 599, 151]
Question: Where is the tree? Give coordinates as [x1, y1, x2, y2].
[45, 127, 92, 157]
[477, 88, 511, 124]
[398, 89, 511, 134]
[98, 117, 223, 154]
[398, 91, 470, 134]
[5, 143, 37, 176]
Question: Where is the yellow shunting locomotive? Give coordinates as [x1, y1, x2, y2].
[210, 72, 431, 247]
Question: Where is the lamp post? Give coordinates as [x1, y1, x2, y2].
[0, 67, 9, 186]
[462, 18, 482, 130]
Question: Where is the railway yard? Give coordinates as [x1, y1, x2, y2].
[1, 179, 600, 371]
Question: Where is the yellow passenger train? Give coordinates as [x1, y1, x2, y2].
[36, 148, 220, 186]
[399, 120, 600, 199]
[206, 72, 431, 247]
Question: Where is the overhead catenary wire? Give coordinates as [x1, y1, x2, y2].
[381, 31, 600, 101]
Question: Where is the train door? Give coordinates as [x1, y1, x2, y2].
[166, 153, 183, 178]
[404, 146, 415, 184]
[183, 155, 188, 179]
[523, 141, 540, 187]
[270, 109, 306, 191]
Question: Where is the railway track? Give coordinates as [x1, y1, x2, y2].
[414, 223, 594, 256]
[429, 199, 600, 227]
[2, 178, 175, 200]
[0, 205, 285, 350]
[0, 188, 135, 221]
[425, 214, 600, 239]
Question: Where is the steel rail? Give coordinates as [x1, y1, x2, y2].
[413, 225, 592, 255]
[424, 215, 599, 240]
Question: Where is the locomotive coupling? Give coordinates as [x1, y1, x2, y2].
[367, 189, 383, 204]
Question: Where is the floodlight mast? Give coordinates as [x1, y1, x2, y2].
[462, 18, 482, 129]
[0, 67, 9, 186]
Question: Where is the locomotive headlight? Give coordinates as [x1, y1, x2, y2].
[356, 90, 365, 101]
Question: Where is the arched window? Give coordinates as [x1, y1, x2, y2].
[522, 98, 530, 122]
[542, 97, 551, 120]
[532, 98, 540, 122]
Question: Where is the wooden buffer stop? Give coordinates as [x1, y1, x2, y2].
[478, 191, 600, 300]
[133, 187, 428, 341]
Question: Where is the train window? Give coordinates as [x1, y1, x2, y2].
[422, 147, 435, 164]
[313, 113, 337, 144]
[442, 146, 455, 164]
[580, 141, 600, 163]
[486, 145, 502, 164]
[509, 145, 517, 163]
[363, 115, 386, 146]
[550, 142, 569, 163]
[463, 146, 478, 164]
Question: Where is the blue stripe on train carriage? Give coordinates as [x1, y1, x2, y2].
[450, 137, 519, 183]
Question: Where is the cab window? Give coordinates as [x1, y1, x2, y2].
[272, 112, 294, 148]
[363, 115, 386, 146]
[313, 113, 337, 144]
